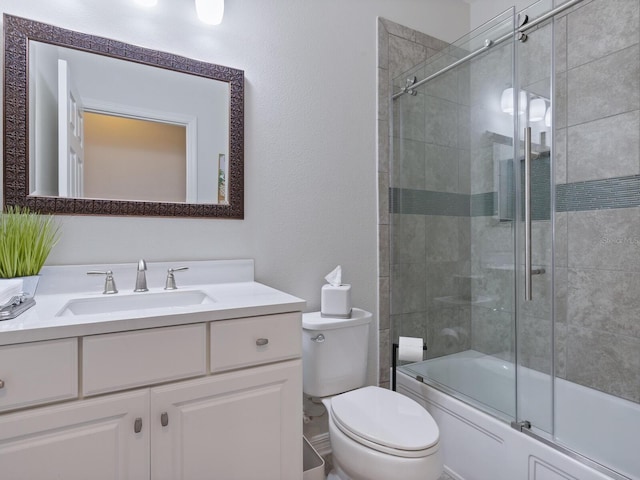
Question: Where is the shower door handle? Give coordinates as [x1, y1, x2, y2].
[524, 127, 545, 300]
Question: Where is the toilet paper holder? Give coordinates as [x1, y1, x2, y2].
[391, 341, 427, 392]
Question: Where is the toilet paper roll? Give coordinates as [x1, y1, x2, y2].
[398, 336, 424, 362]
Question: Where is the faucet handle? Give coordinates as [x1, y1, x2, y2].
[87, 270, 118, 295]
[164, 267, 189, 290]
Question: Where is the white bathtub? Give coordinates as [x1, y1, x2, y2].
[398, 350, 639, 480]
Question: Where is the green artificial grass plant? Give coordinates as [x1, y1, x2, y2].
[0, 206, 60, 278]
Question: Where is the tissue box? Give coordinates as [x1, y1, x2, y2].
[321, 284, 352, 318]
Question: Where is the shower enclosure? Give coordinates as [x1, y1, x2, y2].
[390, 0, 640, 478]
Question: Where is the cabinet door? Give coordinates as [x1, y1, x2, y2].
[0, 390, 149, 480]
[151, 359, 302, 480]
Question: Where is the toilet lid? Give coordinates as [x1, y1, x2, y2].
[330, 386, 439, 452]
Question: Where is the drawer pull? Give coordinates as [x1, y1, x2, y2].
[134, 417, 142, 433]
[0, 379, 4, 389]
[256, 338, 269, 346]
[161, 412, 169, 427]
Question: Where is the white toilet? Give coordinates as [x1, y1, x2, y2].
[302, 308, 443, 480]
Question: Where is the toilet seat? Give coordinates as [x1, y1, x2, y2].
[330, 386, 440, 459]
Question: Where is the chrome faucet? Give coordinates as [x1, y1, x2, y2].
[134, 259, 148, 292]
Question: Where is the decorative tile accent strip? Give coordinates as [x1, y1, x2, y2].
[391, 172, 640, 217]
[389, 188, 469, 216]
[557, 174, 640, 212]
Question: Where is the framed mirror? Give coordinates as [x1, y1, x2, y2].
[3, 14, 244, 218]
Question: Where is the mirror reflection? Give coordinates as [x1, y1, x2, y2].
[4, 14, 244, 218]
[29, 41, 230, 204]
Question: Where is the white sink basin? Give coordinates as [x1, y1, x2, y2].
[56, 290, 215, 317]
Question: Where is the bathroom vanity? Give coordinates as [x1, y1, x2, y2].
[0, 260, 305, 480]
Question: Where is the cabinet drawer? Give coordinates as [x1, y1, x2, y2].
[210, 312, 301, 372]
[0, 338, 78, 412]
[83, 324, 206, 396]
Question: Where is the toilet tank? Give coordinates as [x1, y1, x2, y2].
[302, 308, 371, 398]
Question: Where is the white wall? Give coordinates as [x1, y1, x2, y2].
[0, 0, 469, 384]
[468, 0, 539, 29]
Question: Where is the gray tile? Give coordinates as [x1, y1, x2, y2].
[388, 34, 428, 80]
[470, 306, 514, 357]
[555, 70, 568, 129]
[425, 143, 459, 193]
[567, 45, 640, 126]
[567, 208, 640, 271]
[426, 216, 460, 262]
[469, 142, 495, 194]
[567, 110, 640, 183]
[397, 139, 426, 190]
[518, 314, 554, 375]
[424, 95, 459, 147]
[555, 212, 568, 268]
[413, 30, 450, 52]
[378, 68, 390, 122]
[555, 127, 567, 184]
[391, 214, 426, 265]
[425, 261, 464, 308]
[391, 263, 426, 315]
[378, 119, 390, 173]
[458, 148, 471, 195]
[427, 305, 471, 358]
[378, 172, 389, 225]
[468, 40, 513, 110]
[567, 267, 640, 338]
[377, 19, 389, 70]
[565, 325, 640, 402]
[379, 223, 390, 277]
[471, 266, 514, 314]
[380, 18, 417, 43]
[391, 312, 428, 345]
[379, 276, 390, 331]
[396, 91, 426, 142]
[422, 55, 459, 104]
[566, 0, 640, 70]
[519, 22, 553, 89]
[554, 15, 568, 74]
[379, 328, 391, 383]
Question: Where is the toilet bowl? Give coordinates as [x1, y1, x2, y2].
[302, 310, 443, 480]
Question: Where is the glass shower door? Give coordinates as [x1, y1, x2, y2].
[513, 0, 555, 437]
[392, 9, 519, 423]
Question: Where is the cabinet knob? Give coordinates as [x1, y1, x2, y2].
[256, 338, 269, 346]
[134, 417, 142, 433]
[0, 379, 4, 389]
[160, 412, 169, 427]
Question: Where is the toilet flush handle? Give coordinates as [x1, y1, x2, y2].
[311, 334, 325, 343]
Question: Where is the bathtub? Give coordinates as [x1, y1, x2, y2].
[398, 350, 639, 480]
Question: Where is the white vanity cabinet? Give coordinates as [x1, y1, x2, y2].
[0, 312, 303, 480]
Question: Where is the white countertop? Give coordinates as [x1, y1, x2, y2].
[0, 260, 306, 346]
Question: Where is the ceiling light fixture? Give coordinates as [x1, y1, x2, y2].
[195, 0, 224, 25]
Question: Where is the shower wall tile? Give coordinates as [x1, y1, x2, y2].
[413, 30, 450, 54]
[426, 216, 461, 262]
[556, 212, 569, 267]
[398, 139, 426, 189]
[378, 67, 390, 123]
[567, 267, 640, 339]
[424, 144, 459, 193]
[379, 223, 389, 277]
[391, 214, 426, 265]
[398, 92, 426, 142]
[379, 328, 391, 384]
[425, 261, 463, 308]
[555, 127, 567, 184]
[423, 59, 459, 104]
[567, 44, 640, 126]
[519, 22, 553, 88]
[567, 110, 640, 183]
[567, 207, 640, 271]
[378, 119, 390, 173]
[468, 40, 512, 110]
[458, 149, 472, 195]
[555, 70, 568, 129]
[565, 325, 640, 403]
[457, 62, 471, 107]
[427, 305, 471, 358]
[424, 96, 459, 147]
[554, 15, 568, 74]
[520, 267, 553, 320]
[391, 263, 426, 315]
[388, 34, 429, 80]
[518, 314, 555, 375]
[566, 0, 640, 70]
[470, 306, 514, 357]
[458, 105, 471, 151]
[469, 143, 494, 194]
[391, 312, 428, 345]
[379, 172, 389, 225]
[378, 20, 389, 70]
[379, 276, 390, 331]
[472, 267, 514, 314]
